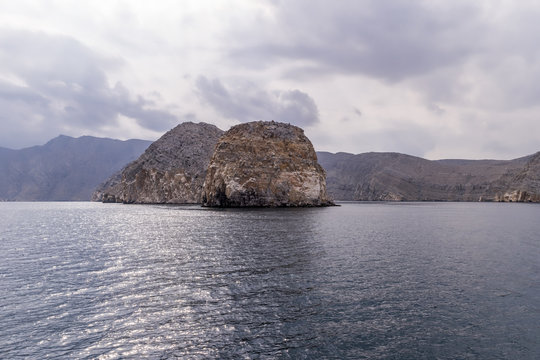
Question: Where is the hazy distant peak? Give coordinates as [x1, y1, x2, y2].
[44, 134, 73, 144]
[0, 135, 151, 201]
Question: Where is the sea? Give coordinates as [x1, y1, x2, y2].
[0, 201, 539, 359]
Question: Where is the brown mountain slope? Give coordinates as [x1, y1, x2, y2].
[317, 151, 537, 202]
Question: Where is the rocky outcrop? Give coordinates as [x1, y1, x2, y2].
[92, 122, 223, 204]
[494, 190, 540, 202]
[490, 152, 540, 202]
[201, 121, 333, 207]
[92, 169, 124, 203]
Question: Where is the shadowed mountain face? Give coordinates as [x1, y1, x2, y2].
[0, 136, 151, 201]
[317, 151, 540, 202]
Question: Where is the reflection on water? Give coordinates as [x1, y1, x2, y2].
[0, 202, 539, 359]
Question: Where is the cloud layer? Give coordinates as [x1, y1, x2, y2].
[230, 0, 482, 81]
[196, 76, 318, 127]
[1, 1, 540, 159]
[0, 30, 177, 148]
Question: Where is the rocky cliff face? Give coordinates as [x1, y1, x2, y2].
[92, 122, 223, 204]
[490, 152, 540, 202]
[202, 121, 333, 207]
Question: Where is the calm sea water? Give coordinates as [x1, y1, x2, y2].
[0, 202, 539, 359]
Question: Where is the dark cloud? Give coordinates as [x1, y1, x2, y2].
[230, 1, 540, 114]
[195, 76, 319, 126]
[229, 0, 482, 82]
[426, 103, 445, 116]
[0, 30, 177, 148]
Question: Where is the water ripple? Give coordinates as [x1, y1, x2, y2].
[0, 202, 539, 359]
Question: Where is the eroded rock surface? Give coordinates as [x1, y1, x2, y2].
[92, 122, 223, 203]
[202, 121, 333, 207]
[490, 152, 540, 202]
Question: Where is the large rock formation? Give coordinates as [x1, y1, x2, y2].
[201, 121, 333, 207]
[92, 122, 223, 203]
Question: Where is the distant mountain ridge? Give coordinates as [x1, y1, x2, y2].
[1, 127, 539, 202]
[0, 135, 151, 201]
[317, 151, 540, 202]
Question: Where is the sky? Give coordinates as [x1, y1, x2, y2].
[1, 0, 540, 159]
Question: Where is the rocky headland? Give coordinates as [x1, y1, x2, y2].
[92, 122, 223, 204]
[201, 121, 334, 207]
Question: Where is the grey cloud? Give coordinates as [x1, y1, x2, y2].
[196, 76, 319, 126]
[413, 51, 540, 112]
[373, 127, 438, 158]
[426, 103, 445, 116]
[0, 30, 177, 148]
[0, 80, 49, 106]
[0, 81, 56, 149]
[313, 121, 438, 158]
[229, 0, 482, 82]
[348, 121, 440, 158]
[231, 1, 540, 113]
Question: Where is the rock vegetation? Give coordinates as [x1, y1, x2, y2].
[202, 121, 333, 207]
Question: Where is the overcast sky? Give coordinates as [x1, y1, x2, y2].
[1, 0, 540, 159]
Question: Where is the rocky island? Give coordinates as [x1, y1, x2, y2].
[201, 121, 334, 207]
[93, 120, 333, 207]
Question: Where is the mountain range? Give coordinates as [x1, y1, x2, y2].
[317, 151, 540, 202]
[0, 135, 151, 201]
[1, 127, 539, 202]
